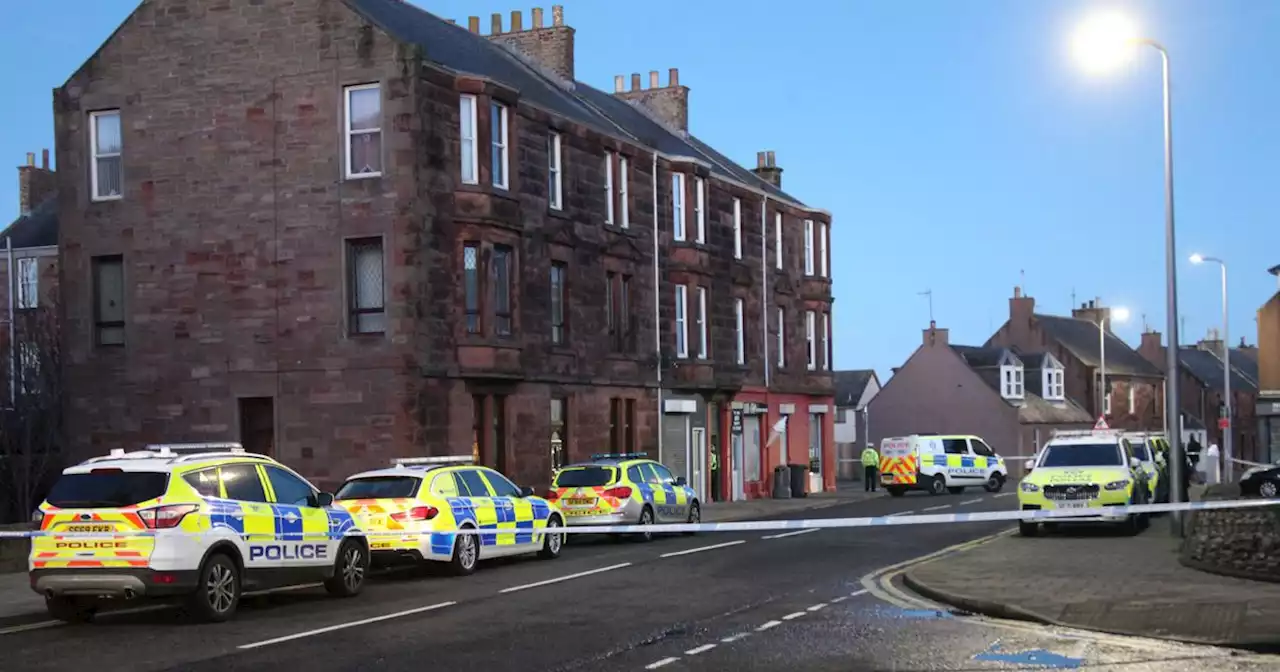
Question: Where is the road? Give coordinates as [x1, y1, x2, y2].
[3, 489, 1277, 671]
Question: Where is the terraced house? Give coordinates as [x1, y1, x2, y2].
[52, 0, 836, 498]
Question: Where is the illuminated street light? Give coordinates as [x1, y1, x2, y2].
[1190, 253, 1232, 476]
[1071, 9, 1140, 73]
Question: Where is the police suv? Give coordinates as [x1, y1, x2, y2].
[30, 443, 368, 623]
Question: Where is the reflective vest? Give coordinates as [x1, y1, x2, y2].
[861, 447, 879, 467]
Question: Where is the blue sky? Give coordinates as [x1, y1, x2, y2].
[3, 0, 1277, 380]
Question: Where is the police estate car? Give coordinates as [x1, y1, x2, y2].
[30, 443, 367, 623]
[548, 453, 699, 542]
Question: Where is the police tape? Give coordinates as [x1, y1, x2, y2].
[3, 497, 1278, 539]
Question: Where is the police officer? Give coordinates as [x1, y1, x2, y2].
[861, 443, 879, 492]
[710, 438, 722, 501]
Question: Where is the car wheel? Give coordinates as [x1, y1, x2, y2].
[324, 539, 368, 597]
[1261, 480, 1279, 499]
[450, 527, 480, 576]
[633, 506, 655, 543]
[984, 473, 1005, 493]
[1018, 521, 1039, 537]
[929, 475, 947, 496]
[887, 486, 906, 497]
[538, 516, 564, 559]
[45, 595, 96, 624]
[683, 501, 700, 536]
[185, 553, 240, 623]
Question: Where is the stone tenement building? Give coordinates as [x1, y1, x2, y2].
[53, 0, 836, 497]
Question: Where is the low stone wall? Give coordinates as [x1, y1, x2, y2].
[1180, 484, 1280, 583]
[0, 523, 31, 574]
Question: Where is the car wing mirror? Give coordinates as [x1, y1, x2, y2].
[674, 476, 688, 487]
[518, 486, 535, 498]
[315, 492, 335, 507]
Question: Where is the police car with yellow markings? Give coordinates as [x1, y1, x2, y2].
[1017, 429, 1151, 536]
[1122, 431, 1170, 504]
[30, 443, 367, 623]
[548, 453, 699, 542]
[878, 434, 1007, 497]
[334, 456, 564, 576]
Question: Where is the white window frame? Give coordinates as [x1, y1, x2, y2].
[734, 297, 745, 365]
[776, 307, 785, 367]
[603, 152, 614, 224]
[672, 173, 686, 241]
[732, 198, 743, 259]
[619, 156, 630, 228]
[459, 94, 479, 184]
[774, 212, 783, 269]
[1128, 384, 1136, 414]
[1001, 364, 1024, 399]
[1103, 387, 1112, 416]
[819, 222, 829, 277]
[548, 131, 563, 210]
[343, 83, 382, 180]
[17, 257, 38, 309]
[696, 286, 708, 359]
[805, 310, 817, 370]
[675, 285, 689, 358]
[821, 312, 830, 371]
[1044, 367, 1065, 401]
[89, 109, 123, 201]
[694, 177, 706, 244]
[491, 101, 510, 190]
[803, 219, 815, 275]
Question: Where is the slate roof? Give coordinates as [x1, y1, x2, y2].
[834, 369, 878, 408]
[0, 195, 58, 249]
[344, 0, 810, 208]
[1179, 348, 1257, 393]
[950, 345, 1092, 425]
[1033, 314, 1163, 377]
[949, 345, 1009, 369]
[1230, 348, 1259, 385]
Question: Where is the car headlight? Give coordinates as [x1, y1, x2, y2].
[1104, 480, 1130, 491]
[1019, 482, 1040, 493]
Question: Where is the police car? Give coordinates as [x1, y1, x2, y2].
[548, 453, 699, 542]
[1017, 429, 1151, 536]
[334, 457, 564, 575]
[30, 443, 367, 623]
[878, 434, 1007, 497]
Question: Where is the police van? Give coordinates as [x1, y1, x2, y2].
[878, 434, 1007, 497]
[30, 443, 368, 623]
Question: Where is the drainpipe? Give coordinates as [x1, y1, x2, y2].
[6, 235, 14, 405]
[761, 197, 770, 388]
[652, 151, 663, 459]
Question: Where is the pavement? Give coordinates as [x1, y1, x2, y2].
[3, 484, 1279, 671]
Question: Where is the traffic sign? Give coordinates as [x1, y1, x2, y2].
[1218, 418, 1229, 430]
[1094, 416, 1109, 430]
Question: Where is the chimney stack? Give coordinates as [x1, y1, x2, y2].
[923, 320, 950, 347]
[485, 5, 576, 80]
[613, 67, 691, 132]
[1010, 287, 1035, 324]
[491, 13, 502, 35]
[18, 148, 56, 216]
[1138, 330, 1167, 371]
[751, 150, 783, 188]
[468, 16, 480, 33]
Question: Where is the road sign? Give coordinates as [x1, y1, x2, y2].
[1218, 418, 1229, 430]
[1094, 416, 1110, 430]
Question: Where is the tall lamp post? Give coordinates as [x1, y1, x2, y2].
[1190, 253, 1232, 478]
[1096, 306, 1131, 418]
[1071, 10, 1185, 532]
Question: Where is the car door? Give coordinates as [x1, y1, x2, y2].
[263, 465, 333, 570]
[647, 463, 688, 522]
[967, 438, 1000, 480]
[216, 462, 277, 572]
[481, 469, 539, 552]
[453, 468, 502, 556]
[941, 438, 979, 484]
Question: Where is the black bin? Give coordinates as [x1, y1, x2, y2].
[771, 465, 792, 499]
[788, 464, 809, 498]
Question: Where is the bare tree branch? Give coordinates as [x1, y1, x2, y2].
[0, 304, 63, 523]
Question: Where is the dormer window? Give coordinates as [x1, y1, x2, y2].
[1043, 366, 1065, 401]
[1001, 357, 1024, 399]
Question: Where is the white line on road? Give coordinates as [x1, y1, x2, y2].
[238, 601, 456, 650]
[646, 657, 680, 669]
[807, 603, 827, 612]
[782, 611, 806, 621]
[721, 633, 749, 643]
[921, 504, 951, 512]
[499, 562, 633, 594]
[686, 644, 717, 655]
[756, 620, 782, 631]
[959, 498, 983, 506]
[660, 540, 745, 558]
[886, 511, 914, 517]
[830, 596, 848, 604]
[761, 528, 819, 540]
[994, 492, 1014, 498]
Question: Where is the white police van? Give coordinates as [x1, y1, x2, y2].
[879, 434, 1007, 496]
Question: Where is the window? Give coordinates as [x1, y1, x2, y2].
[459, 94, 478, 184]
[491, 101, 509, 189]
[184, 469, 221, 498]
[482, 469, 522, 498]
[671, 173, 686, 241]
[547, 132, 562, 210]
[16, 257, 37, 309]
[804, 219, 815, 275]
[344, 84, 382, 179]
[694, 177, 706, 244]
[805, 310, 817, 370]
[464, 242, 480, 334]
[92, 255, 125, 346]
[734, 297, 745, 365]
[220, 464, 269, 503]
[619, 157, 630, 228]
[819, 222, 829, 277]
[550, 261, 567, 344]
[675, 285, 689, 358]
[774, 212, 783, 269]
[607, 271, 632, 351]
[969, 439, 995, 457]
[265, 466, 316, 507]
[942, 438, 969, 455]
[346, 237, 385, 334]
[776, 307, 785, 367]
[822, 312, 831, 371]
[90, 110, 122, 200]
[492, 244, 513, 336]
[1001, 364, 1024, 399]
[732, 198, 743, 259]
[603, 152, 614, 224]
[1128, 385, 1136, 414]
[650, 463, 677, 485]
[1044, 367, 1065, 400]
[696, 286, 708, 359]
[550, 397, 567, 473]
[455, 469, 492, 498]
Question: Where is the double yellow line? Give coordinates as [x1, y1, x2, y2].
[859, 527, 1014, 610]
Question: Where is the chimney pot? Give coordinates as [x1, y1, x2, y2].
[468, 16, 480, 33]
[930, 320, 936, 329]
[532, 7, 544, 28]
[1013, 286, 1022, 298]
[649, 71, 660, 89]
[630, 73, 641, 91]
[491, 13, 502, 34]
[669, 68, 679, 87]
[552, 5, 564, 26]
[25, 152, 34, 166]
[766, 150, 776, 167]
[511, 10, 523, 31]
[41, 149, 48, 170]
[614, 75, 625, 93]
[756, 151, 766, 169]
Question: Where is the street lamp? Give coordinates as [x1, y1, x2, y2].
[1071, 10, 1185, 532]
[1096, 306, 1131, 418]
[1190, 253, 1232, 478]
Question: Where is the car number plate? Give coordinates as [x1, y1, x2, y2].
[1057, 501, 1088, 510]
[62, 524, 114, 533]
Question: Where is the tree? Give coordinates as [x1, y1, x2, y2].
[0, 305, 63, 524]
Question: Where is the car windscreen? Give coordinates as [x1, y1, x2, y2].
[44, 471, 170, 508]
[553, 466, 617, 488]
[1040, 443, 1122, 468]
[334, 476, 421, 500]
[1130, 442, 1151, 461]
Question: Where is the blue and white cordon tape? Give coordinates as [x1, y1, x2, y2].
[2, 498, 1276, 539]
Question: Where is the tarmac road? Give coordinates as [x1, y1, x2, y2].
[4, 487, 1275, 671]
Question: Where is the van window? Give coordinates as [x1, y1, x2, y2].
[45, 471, 169, 508]
[969, 439, 995, 457]
[942, 439, 969, 455]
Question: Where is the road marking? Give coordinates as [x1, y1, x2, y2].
[994, 492, 1014, 498]
[646, 657, 680, 669]
[807, 603, 826, 612]
[721, 633, 749, 643]
[761, 528, 819, 540]
[660, 540, 745, 558]
[756, 620, 781, 631]
[499, 562, 632, 593]
[886, 511, 914, 517]
[238, 601, 456, 649]
[686, 644, 717, 655]
[850, 589, 869, 597]
[830, 595, 848, 604]
[922, 504, 951, 512]
[960, 498, 983, 506]
[782, 611, 806, 621]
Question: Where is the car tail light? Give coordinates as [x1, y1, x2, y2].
[138, 504, 199, 529]
[602, 486, 632, 499]
[390, 506, 438, 522]
[544, 490, 560, 501]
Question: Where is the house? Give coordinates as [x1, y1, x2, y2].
[1, 150, 59, 408]
[867, 321, 1093, 472]
[51, 1, 835, 497]
[986, 288, 1165, 432]
[1257, 265, 1280, 464]
[832, 369, 880, 480]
